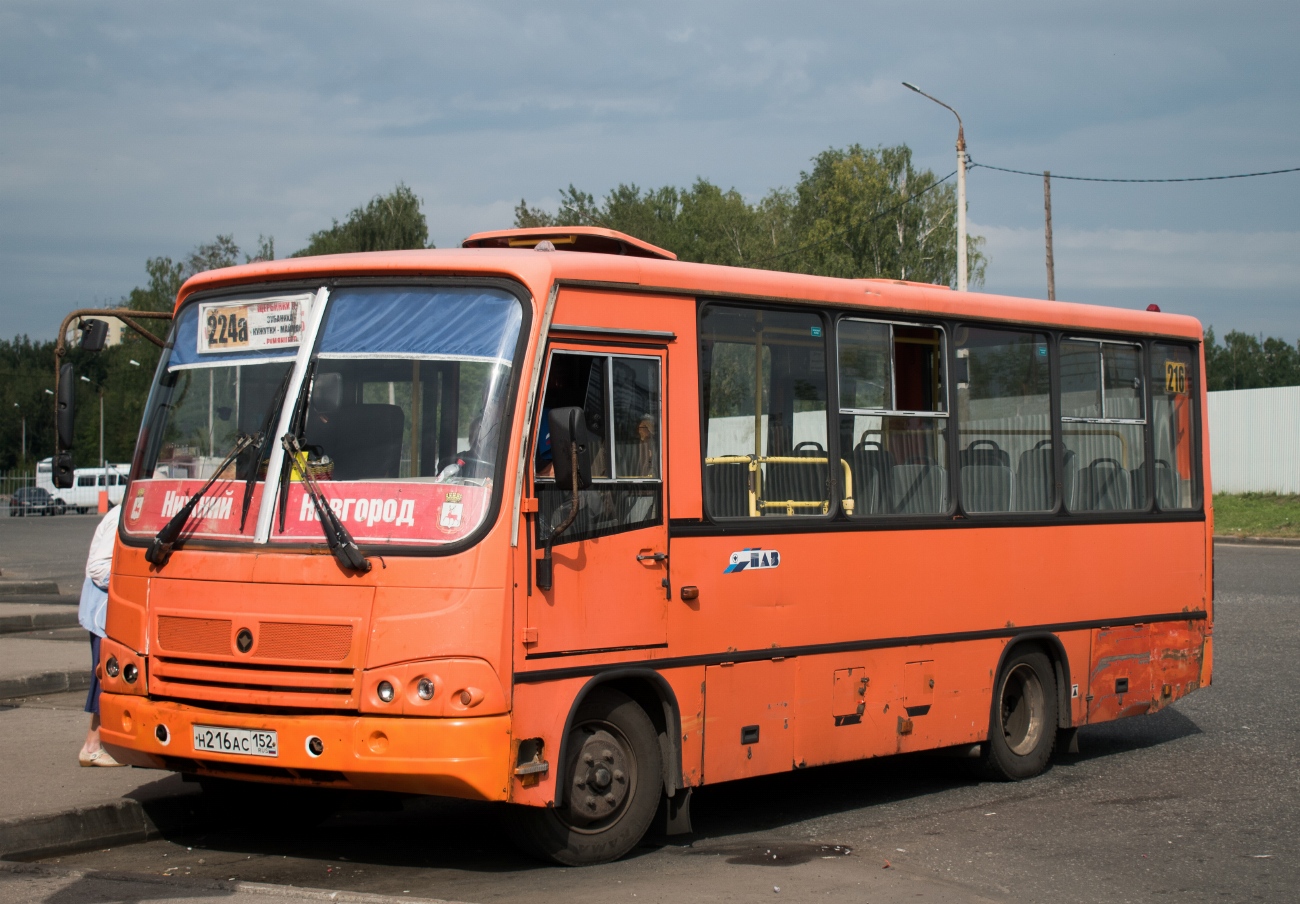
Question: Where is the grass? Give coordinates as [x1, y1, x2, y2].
[1212, 493, 1300, 539]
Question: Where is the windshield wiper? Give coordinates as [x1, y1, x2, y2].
[240, 367, 295, 531]
[281, 432, 372, 573]
[146, 432, 259, 568]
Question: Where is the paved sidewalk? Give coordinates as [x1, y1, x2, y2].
[0, 602, 80, 635]
[0, 862, 466, 903]
[0, 692, 197, 860]
[0, 636, 92, 699]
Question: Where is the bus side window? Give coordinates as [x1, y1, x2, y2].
[1149, 343, 1197, 510]
[1061, 339, 1146, 512]
[700, 305, 832, 519]
[955, 327, 1052, 514]
[838, 319, 949, 517]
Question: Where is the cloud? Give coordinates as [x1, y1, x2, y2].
[978, 223, 1300, 292]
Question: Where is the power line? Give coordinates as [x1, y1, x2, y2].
[970, 161, 1300, 183]
[749, 170, 958, 267]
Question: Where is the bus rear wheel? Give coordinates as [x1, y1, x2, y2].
[509, 688, 662, 866]
[981, 648, 1058, 781]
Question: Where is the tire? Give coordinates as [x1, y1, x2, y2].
[980, 648, 1058, 781]
[508, 688, 663, 866]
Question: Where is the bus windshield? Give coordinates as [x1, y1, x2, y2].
[272, 285, 524, 547]
[124, 285, 525, 548]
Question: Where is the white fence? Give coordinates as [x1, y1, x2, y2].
[1207, 385, 1300, 495]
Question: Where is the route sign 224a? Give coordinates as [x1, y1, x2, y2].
[197, 294, 312, 355]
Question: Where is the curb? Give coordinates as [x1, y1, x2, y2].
[0, 611, 81, 635]
[0, 798, 159, 861]
[0, 861, 471, 903]
[0, 669, 91, 701]
[0, 595, 79, 607]
[1214, 535, 1300, 548]
[0, 581, 61, 597]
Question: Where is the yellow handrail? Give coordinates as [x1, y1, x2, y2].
[704, 455, 855, 516]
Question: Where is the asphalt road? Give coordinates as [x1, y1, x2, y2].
[7, 524, 1298, 903]
[0, 508, 101, 591]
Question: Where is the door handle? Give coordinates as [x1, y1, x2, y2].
[636, 552, 668, 563]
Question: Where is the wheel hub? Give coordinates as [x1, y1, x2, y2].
[1001, 663, 1046, 756]
[567, 728, 631, 825]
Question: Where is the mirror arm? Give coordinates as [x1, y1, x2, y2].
[537, 442, 581, 591]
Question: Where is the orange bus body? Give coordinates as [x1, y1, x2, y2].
[97, 233, 1211, 855]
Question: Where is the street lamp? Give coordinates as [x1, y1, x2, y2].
[80, 374, 107, 510]
[12, 403, 22, 464]
[902, 82, 969, 292]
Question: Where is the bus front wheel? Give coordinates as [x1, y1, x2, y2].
[981, 648, 1058, 781]
[509, 688, 663, 866]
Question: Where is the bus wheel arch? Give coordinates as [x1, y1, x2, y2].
[554, 670, 683, 808]
[510, 684, 665, 865]
[981, 634, 1068, 780]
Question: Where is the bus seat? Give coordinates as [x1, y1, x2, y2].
[960, 440, 1011, 512]
[706, 459, 750, 518]
[851, 440, 895, 514]
[962, 464, 1011, 512]
[959, 439, 1010, 468]
[312, 403, 405, 480]
[892, 460, 947, 514]
[1014, 441, 1076, 512]
[1077, 458, 1131, 511]
[1015, 441, 1053, 511]
[764, 441, 829, 516]
[1132, 459, 1178, 510]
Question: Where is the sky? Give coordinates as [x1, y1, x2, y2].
[2, 1, 1298, 341]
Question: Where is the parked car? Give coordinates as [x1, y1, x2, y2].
[8, 486, 67, 517]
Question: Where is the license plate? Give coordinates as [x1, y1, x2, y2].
[192, 724, 278, 757]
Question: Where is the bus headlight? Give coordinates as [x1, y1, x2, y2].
[377, 681, 395, 703]
[105, 657, 120, 678]
[123, 663, 138, 684]
[416, 677, 435, 700]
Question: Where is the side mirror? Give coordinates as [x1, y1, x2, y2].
[79, 319, 110, 352]
[53, 452, 74, 488]
[549, 406, 592, 491]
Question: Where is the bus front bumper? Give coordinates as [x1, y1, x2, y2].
[98, 693, 512, 801]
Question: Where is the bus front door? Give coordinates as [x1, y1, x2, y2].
[527, 346, 668, 655]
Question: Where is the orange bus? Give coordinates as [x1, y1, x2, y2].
[96, 226, 1211, 864]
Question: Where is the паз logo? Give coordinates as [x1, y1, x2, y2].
[725, 548, 780, 573]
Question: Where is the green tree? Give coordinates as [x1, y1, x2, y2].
[1204, 328, 1300, 390]
[186, 234, 241, 276]
[513, 143, 984, 287]
[294, 183, 431, 256]
[789, 144, 985, 286]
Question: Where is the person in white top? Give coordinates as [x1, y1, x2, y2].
[78, 505, 124, 766]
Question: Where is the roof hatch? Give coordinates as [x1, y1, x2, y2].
[461, 226, 677, 261]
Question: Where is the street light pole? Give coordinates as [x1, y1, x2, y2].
[12, 403, 23, 464]
[902, 82, 968, 291]
[81, 375, 108, 512]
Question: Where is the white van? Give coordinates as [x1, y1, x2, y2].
[36, 458, 128, 513]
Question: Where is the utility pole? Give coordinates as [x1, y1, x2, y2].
[1044, 171, 1056, 300]
[12, 403, 23, 464]
[903, 82, 969, 291]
